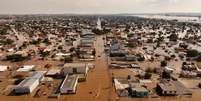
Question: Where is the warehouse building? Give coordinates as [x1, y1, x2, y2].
[14, 78, 39, 94]
[113, 77, 129, 97]
[129, 83, 149, 98]
[60, 75, 78, 94]
[62, 63, 89, 76]
[13, 71, 45, 94]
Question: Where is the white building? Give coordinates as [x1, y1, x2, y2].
[0, 65, 8, 71]
[14, 71, 45, 94]
[62, 63, 89, 76]
[17, 65, 35, 72]
[60, 75, 78, 94]
[14, 78, 39, 94]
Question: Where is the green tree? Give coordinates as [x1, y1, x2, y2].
[6, 54, 28, 62]
[186, 49, 199, 57]
[144, 72, 152, 79]
[161, 60, 167, 67]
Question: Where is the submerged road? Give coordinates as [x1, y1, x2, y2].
[94, 35, 113, 101]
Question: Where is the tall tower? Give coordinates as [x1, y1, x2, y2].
[97, 18, 102, 30]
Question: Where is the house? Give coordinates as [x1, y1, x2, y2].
[180, 71, 197, 78]
[181, 62, 201, 77]
[17, 65, 35, 72]
[129, 83, 149, 97]
[125, 55, 137, 61]
[46, 69, 61, 77]
[62, 63, 89, 76]
[14, 71, 45, 94]
[109, 63, 131, 69]
[0, 65, 8, 71]
[54, 53, 71, 61]
[164, 67, 174, 73]
[156, 79, 192, 96]
[130, 64, 140, 69]
[156, 80, 178, 96]
[113, 78, 129, 97]
[109, 63, 139, 69]
[14, 78, 39, 94]
[80, 29, 95, 38]
[182, 62, 197, 71]
[110, 50, 128, 57]
[60, 75, 78, 94]
[79, 38, 94, 47]
[29, 71, 46, 81]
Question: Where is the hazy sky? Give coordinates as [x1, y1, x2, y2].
[0, 0, 200, 14]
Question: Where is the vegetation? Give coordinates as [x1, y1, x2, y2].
[0, 28, 8, 35]
[144, 72, 152, 79]
[39, 51, 50, 57]
[161, 60, 167, 67]
[145, 67, 157, 73]
[43, 38, 50, 45]
[69, 47, 75, 52]
[75, 48, 81, 57]
[6, 54, 28, 62]
[92, 28, 110, 35]
[64, 56, 73, 63]
[30, 39, 41, 45]
[58, 45, 63, 50]
[169, 33, 178, 41]
[0, 39, 14, 45]
[127, 42, 138, 48]
[162, 71, 171, 79]
[186, 49, 199, 57]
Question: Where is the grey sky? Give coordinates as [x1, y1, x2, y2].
[0, 0, 200, 14]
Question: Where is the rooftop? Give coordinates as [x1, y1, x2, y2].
[17, 78, 38, 88]
[60, 75, 78, 89]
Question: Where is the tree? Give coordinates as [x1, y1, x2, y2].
[64, 56, 73, 63]
[127, 42, 137, 48]
[58, 45, 63, 50]
[162, 71, 171, 79]
[144, 72, 152, 79]
[6, 54, 28, 62]
[0, 39, 14, 45]
[69, 47, 75, 52]
[145, 67, 153, 73]
[169, 33, 178, 42]
[43, 38, 50, 45]
[30, 39, 41, 45]
[161, 60, 167, 67]
[186, 49, 199, 57]
[40, 51, 50, 57]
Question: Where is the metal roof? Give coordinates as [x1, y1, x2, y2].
[60, 75, 78, 89]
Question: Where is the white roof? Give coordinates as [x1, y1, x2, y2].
[114, 79, 129, 90]
[46, 69, 61, 75]
[165, 66, 174, 71]
[17, 65, 35, 72]
[0, 65, 8, 71]
[7, 48, 14, 52]
[56, 53, 71, 56]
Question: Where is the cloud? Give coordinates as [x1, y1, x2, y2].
[0, 0, 200, 14]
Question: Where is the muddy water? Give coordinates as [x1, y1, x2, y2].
[1, 35, 201, 101]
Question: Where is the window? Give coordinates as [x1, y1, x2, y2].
[164, 91, 167, 94]
[73, 68, 77, 73]
[169, 91, 172, 94]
